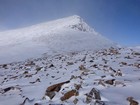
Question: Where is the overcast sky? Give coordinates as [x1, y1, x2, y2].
[0, 0, 140, 46]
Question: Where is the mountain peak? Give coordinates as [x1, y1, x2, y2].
[59, 15, 94, 32]
[69, 15, 81, 19]
[67, 15, 82, 22]
[0, 15, 115, 64]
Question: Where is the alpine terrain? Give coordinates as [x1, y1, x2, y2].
[0, 15, 140, 105]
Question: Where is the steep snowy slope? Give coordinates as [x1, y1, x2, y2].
[0, 15, 115, 63]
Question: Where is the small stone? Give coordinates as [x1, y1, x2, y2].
[85, 88, 101, 104]
[45, 91, 56, 100]
[74, 84, 82, 90]
[49, 64, 54, 68]
[105, 79, 115, 85]
[67, 62, 74, 65]
[73, 98, 78, 104]
[79, 65, 86, 70]
[89, 60, 94, 62]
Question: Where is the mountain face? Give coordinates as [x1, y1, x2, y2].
[0, 15, 115, 63]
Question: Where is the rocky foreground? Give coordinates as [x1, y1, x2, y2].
[0, 47, 140, 105]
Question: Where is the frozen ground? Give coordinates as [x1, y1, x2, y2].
[0, 47, 140, 105]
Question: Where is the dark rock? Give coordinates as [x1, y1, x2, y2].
[2, 64, 8, 69]
[2, 86, 14, 93]
[45, 91, 56, 100]
[74, 84, 82, 90]
[73, 98, 78, 104]
[79, 65, 86, 70]
[92, 64, 98, 68]
[132, 52, 140, 56]
[49, 64, 54, 68]
[67, 62, 74, 65]
[89, 60, 94, 62]
[85, 88, 101, 104]
[36, 67, 43, 72]
[25, 61, 35, 66]
[105, 79, 115, 85]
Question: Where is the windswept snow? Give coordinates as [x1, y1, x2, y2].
[0, 47, 140, 105]
[0, 15, 115, 64]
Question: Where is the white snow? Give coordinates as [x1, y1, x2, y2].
[0, 47, 140, 105]
[0, 15, 115, 64]
[1, 15, 140, 105]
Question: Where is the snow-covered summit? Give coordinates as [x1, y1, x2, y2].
[59, 15, 94, 32]
[29, 15, 94, 33]
[0, 15, 115, 63]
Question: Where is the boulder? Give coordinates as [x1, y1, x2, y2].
[85, 88, 101, 104]
[60, 90, 79, 101]
[127, 97, 139, 105]
[45, 80, 70, 99]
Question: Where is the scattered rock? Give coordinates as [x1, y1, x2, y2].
[109, 48, 119, 55]
[1, 86, 14, 94]
[89, 60, 94, 62]
[47, 81, 70, 92]
[101, 75, 106, 78]
[115, 69, 122, 76]
[98, 80, 106, 87]
[120, 62, 127, 65]
[92, 64, 98, 68]
[67, 62, 74, 65]
[34, 103, 41, 105]
[125, 55, 132, 59]
[81, 56, 86, 62]
[134, 63, 140, 68]
[45, 81, 70, 99]
[74, 84, 82, 90]
[45, 91, 56, 100]
[2, 64, 8, 69]
[73, 98, 78, 104]
[23, 71, 28, 74]
[79, 65, 86, 70]
[60, 90, 79, 101]
[126, 97, 139, 105]
[85, 88, 101, 104]
[79, 65, 90, 72]
[25, 61, 35, 66]
[49, 64, 54, 68]
[36, 66, 43, 72]
[132, 52, 140, 56]
[25, 74, 32, 78]
[105, 79, 115, 85]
